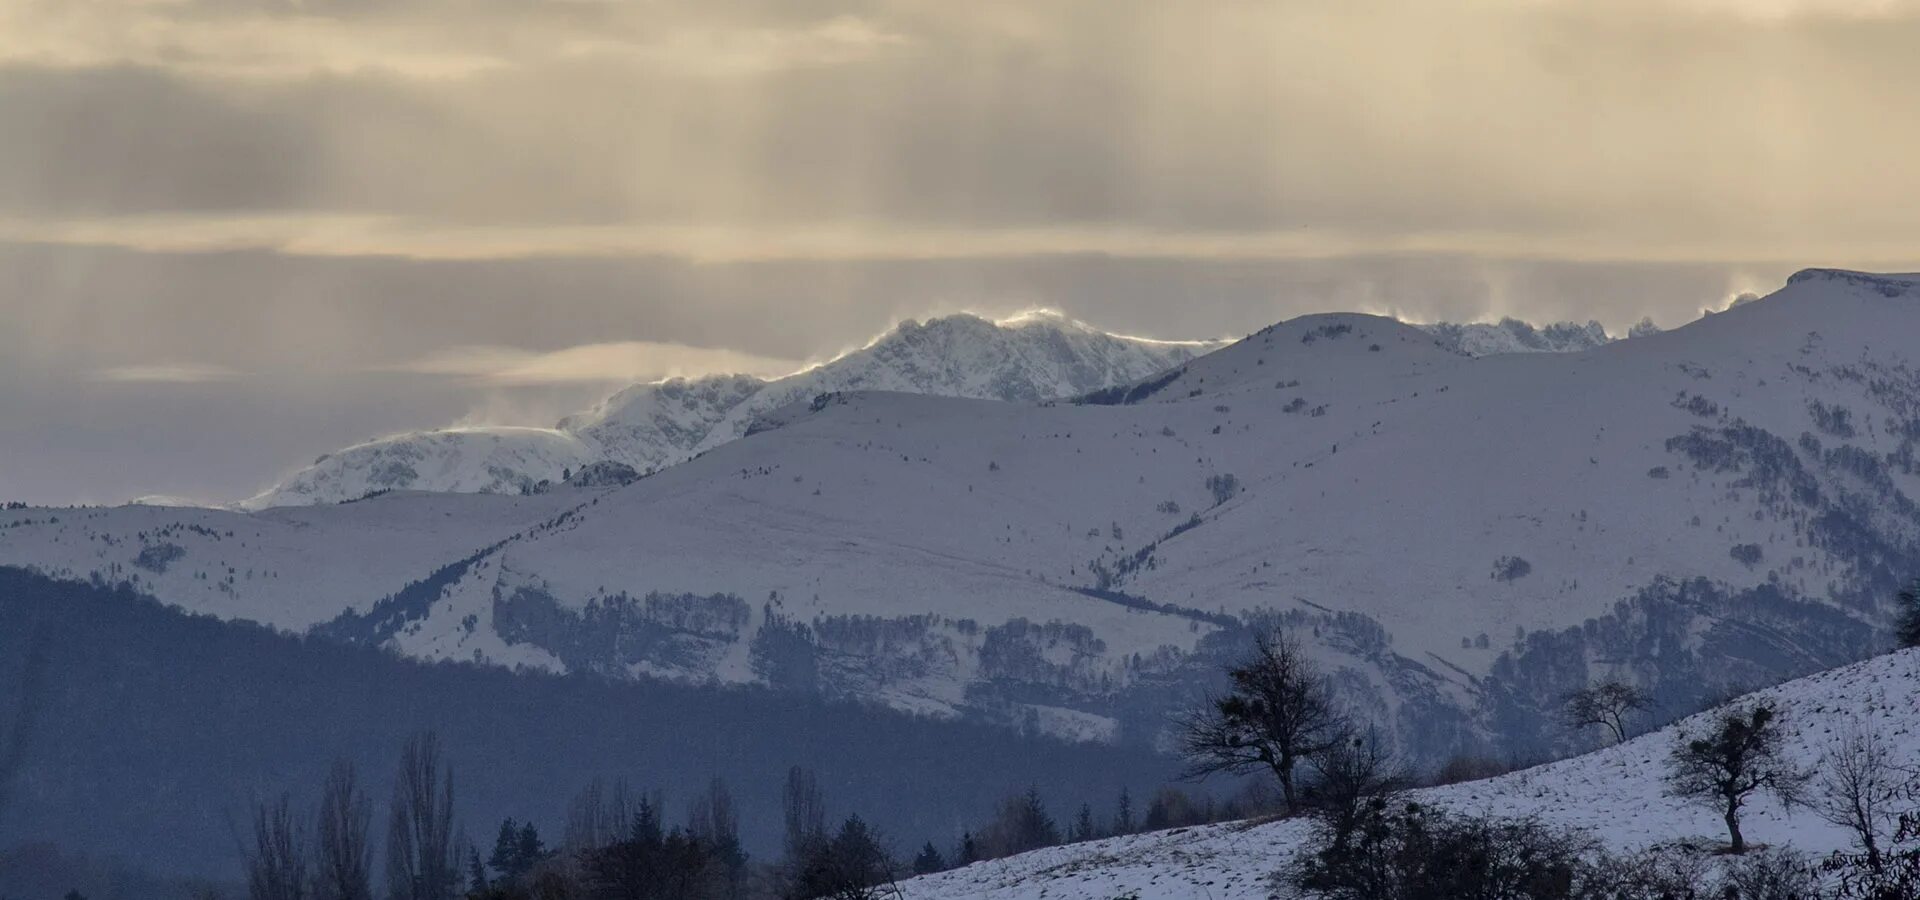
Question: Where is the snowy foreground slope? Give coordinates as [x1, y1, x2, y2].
[243, 311, 1223, 509]
[242, 311, 1638, 509]
[0, 269, 1909, 752]
[900, 648, 1920, 900]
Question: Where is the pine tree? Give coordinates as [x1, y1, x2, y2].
[956, 831, 979, 866]
[1896, 579, 1920, 649]
[488, 819, 519, 878]
[466, 850, 488, 892]
[912, 841, 946, 875]
[1073, 803, 1096, 842]
[632, 796, 663, 846]
[514, 822, 545, 874]
[1114, 787, 1135, 835]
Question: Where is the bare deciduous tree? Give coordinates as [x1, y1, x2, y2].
[314, 760, 372, 900]
[1811, 722, 1917, 872]
[1666, 703, 1808, 854]
[1303, 728, 1407, 854]
[564, 777, 638, 852]
[782, 766, 826, 862]
[1561, 680, 1651, 745]
[385, 732, 458, 900]
[247, 793, 309, 900]
[1177, 632, 1347, 814]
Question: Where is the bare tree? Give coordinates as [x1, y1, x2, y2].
[565, 777, 638, 852]
[689, 778, 746, 897]
[1303, 727, 1407, 855]
[1177, 632, 1347, 814]
[1810, 722, 1917, 872]
[1666, 703, 1808, 854]
[313, 761, 373, 900]
[385, 732, 458, 900]
[783, 766, 827, 862]
[247, 793, 309, 900]
[1561, 680, 1651, 745]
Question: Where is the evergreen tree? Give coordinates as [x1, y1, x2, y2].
[466, 850, 488, 892]
[1114, 788, 1135, 835]
[514, 822, 544, 871]
[487, 819, 518, 878]
[1896, 579, 1920, 648]
[632, 796, 663, 846]
[912, 841, 946, 875]
[956, 832, 979, 866]
[1072, 803, 1096, 842]
[984, 787, 1059, 856]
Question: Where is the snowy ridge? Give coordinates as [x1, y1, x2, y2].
[242, 427, 600, 510]
[244, 311, 1223, 509]
[1416, 315, 1667, 356]
[898, 648, 1920, 899]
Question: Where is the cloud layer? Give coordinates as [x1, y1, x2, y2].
[6, 0, 1920, 503]
[5, 1, 1920, 259]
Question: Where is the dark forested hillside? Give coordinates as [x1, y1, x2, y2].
[0, 568, 1179, 880]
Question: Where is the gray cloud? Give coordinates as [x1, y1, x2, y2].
[5, 1, 1918, 503]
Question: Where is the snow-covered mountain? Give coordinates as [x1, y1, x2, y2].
[243, 311, 1224, 509]
[7, 269, 1911, 754]
[242, 310, 1646, 509]
[898, 646, 1920, 899]
[1418, 316, 1652, 356]
[239, 427, 601, 510]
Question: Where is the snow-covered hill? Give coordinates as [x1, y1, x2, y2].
[243, 311, 1223, 509]
[898, 646, 1920, 899]
[7, 269, 1916, 753]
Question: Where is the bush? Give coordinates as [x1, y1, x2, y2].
[1428, 755, 1513, 787]
[1292, 804, 1817, 900]
[1292, 802, 1599, 900]
[1491, 556, 1533, 582]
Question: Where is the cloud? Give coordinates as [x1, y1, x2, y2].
[7, 213, 1920, 271]
[389, 341, 804, 386]
[92, 362, 242, 383]
[6, 0, 1920, 261]
[565, 16, 912, 76]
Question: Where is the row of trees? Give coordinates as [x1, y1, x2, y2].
[236, 734, 1227, 900]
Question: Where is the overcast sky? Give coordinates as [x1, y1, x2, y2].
[5, 0, 1918, 505]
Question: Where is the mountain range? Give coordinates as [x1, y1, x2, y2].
[20, 273, 1904, 764]
[241, 311, 1641, 509]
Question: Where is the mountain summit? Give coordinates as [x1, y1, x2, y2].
[243, 311, 1225, 509]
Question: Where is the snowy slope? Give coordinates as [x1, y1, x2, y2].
[241, 427, 601, 510]
[244, 311, 1222, 509]
[9, 269, 1918, 751]
[0, 490, 582, 628]
[898, 647, 1920, 900]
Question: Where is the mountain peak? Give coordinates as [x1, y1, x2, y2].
[1785, 267, 1920, 297]
[245, 313, 1214, 507]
